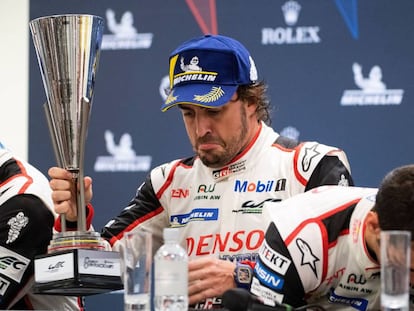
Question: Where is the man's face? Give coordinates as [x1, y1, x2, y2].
[179, 92, 255, 168]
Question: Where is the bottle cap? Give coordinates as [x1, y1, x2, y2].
[163, 227, 179, 242]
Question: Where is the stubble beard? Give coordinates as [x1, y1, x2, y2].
[198, 108, 248, 168]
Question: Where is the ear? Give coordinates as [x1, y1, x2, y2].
[365, 211, 381, 261]
[365, 211, 381, 237]
[245, 100, 258, 118]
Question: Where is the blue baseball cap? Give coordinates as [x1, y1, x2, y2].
[161, 34, 258, 112]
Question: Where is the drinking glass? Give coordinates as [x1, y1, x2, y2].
[123, 229, 152, 311]
[381, 230, 411, 311]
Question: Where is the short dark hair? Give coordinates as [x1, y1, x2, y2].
[236, 81, 272, 125]
[375, 164, 414, 237]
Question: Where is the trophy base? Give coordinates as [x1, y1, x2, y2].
[48, 231, 107, 253]
[34, 248, 123, 296]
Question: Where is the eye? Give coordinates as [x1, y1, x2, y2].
[207, 109, 221, 116]
[181, 108, 195, 118]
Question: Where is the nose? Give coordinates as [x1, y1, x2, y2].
[194, 111, 212, 137]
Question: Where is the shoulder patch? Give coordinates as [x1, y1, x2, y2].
[6, 212, 29, 244]
[0, 246, 30, 282]
[294, 142, 338, 184]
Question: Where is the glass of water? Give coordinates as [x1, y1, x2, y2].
[381, 230, 411, 311]
[123, 229, 152, 311]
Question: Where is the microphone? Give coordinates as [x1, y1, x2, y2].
[222, 288, 294, 311]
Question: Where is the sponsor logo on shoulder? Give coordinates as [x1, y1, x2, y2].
[254, 261, 284, 290]
[338, 174, 349, 186]
[6, 212, 29, 244]
[302, 143, 321, 172]
[0, 246, 30, 282]
[259, 241, 291, 275]
[296, 238, 319, 277]
[0, 276, 10, 296]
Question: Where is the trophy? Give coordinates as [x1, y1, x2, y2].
[29, 14, 122, 295]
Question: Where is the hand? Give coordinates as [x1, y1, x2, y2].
[48, 167, 93, 222]
[188, 257, 236, 305]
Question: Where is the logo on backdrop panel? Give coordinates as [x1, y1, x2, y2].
[261, 0, 321, 45]
[94, 130, 152, 172]
[101, 9, 153, 50]
[159, 75, 170, 101]
[340, 63, 404, 106]
[279, 126, 300, 141]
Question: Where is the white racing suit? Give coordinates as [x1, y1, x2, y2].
[250, 186, 398, 311]
[95, 122, 353, 309]
[0, 146, 82, 310]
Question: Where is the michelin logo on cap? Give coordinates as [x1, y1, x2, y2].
[161, 35, 258, 111]
[173, 55, 218, 86]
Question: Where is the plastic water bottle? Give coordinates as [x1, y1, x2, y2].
[154, 227, 188, 311]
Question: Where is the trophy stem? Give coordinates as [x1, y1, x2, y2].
[69, 96, 90, 233]
[68, 169, 87, 232]
[44, 103, 66, 232]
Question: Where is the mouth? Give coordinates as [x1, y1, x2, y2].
[198, 142, 221, 151]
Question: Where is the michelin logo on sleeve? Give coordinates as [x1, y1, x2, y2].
[6, 212, 29, 244]
[94, 130, 152, 172]
[170, 208, 219, 226]
[341, 62, 404, 106]
[101, 9, 153, 50]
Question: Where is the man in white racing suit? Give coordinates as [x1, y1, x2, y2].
[0, 143, 81, 310]
[49, 34, 354, 309]
[249, 165, 414, 310]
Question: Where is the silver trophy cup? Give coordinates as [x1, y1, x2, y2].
[30, 14, 122, 295]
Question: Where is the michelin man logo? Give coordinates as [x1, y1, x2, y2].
[341, 62, 404, 106]
[7, 212, 28, 244]
[94, 130, 152, 172]
[106, 9, 137, 38]
[180, 56, 202, 72]
[101, 9, 153, 50]
[352, 63, 386, 93]
[104, 131, 136, 160]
